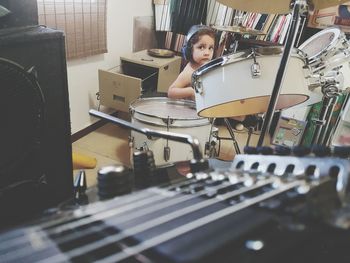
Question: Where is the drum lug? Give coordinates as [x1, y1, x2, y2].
[249, 49, 261, 78]
[162, 118, 174, 125]
[129, 108, 135, 116]
[193, 77, 204, 95]
[163, 146, 171, 162]
[251, 62, 261, 78]
[297, 49, 307, 59]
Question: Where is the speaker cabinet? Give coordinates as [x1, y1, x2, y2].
[0, 0, 38, 29]
[0, 26, 73, 212]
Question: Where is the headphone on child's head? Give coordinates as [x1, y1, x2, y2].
[182, 25, 214, 61]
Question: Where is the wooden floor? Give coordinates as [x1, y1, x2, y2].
[72, 118, 262, 188]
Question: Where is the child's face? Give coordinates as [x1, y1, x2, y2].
[192, 34, 215, 66]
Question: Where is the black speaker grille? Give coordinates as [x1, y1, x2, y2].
[0, 58, 44, 187]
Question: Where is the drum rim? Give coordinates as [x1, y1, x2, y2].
[196, 94, 310, 118]
[131, 117, 211, 128]
[298, 27, 341, 60]
[193, 50, 250, 79]
[193, 47, 301, 80]
[129, 97, 207, 121]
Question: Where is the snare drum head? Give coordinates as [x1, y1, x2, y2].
[298, 27, 340, 60]
[130, 97, 209, 127]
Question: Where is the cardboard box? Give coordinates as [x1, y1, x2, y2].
[99, 67, 141, 112]
[99, 50, 181, 112]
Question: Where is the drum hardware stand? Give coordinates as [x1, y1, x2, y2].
[257, 0, 307, 147]
[164, 116, 171, 162]
[325, 90, 350, 146]
[311, 80, 341, 145]
[205, 118, 219, 158]
[241, 115, 262, 147]
[246, 127, 254, 147]
[224, 118, 241, 154]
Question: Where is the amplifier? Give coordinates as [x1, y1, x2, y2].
[0, 26, 73, 223]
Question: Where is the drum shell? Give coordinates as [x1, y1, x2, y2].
[129, 98, 212, 166]
[193, 49, 318, 118]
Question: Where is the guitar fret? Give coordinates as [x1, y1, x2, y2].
[94, 180, 303, 263]
[45, 178, 273, 261]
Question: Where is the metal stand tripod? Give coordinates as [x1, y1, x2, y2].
[311, 82, 341, 145]
[257, 0, 307, 146]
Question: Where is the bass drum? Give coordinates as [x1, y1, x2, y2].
[192, 47, 321, 118]
[129, 98, 213, 167]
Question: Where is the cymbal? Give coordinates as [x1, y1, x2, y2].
[216, 0, 349, 14]
[212, 25, 266, 35]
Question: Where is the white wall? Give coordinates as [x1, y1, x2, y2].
[67, 0, 153, 134]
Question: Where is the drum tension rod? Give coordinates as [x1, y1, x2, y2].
[164, 116, 171, 162]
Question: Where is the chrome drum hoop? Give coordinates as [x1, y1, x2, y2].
[129, 97, 209, 128]
[298, 27, 350, 74]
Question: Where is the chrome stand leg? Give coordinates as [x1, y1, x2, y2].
[311, 96, 336, 145]
[326, 91, 350, 146]
[224, 118, 241, 154]
[318, 96, 338, 145]
[311, 83, 341, 145]
[246, 127, 255, 147]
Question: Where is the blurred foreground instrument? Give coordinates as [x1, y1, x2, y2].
[0, 153, 350, 262]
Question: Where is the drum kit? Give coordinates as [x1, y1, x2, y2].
[93, 0, 350, 168]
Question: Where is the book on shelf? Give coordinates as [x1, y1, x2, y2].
[257, 14, 276, 40]
[272, 15, 287, 43]
[252, 13, 262, 29]
[278, 14, 292, 44]
[265, 15, 281, 42]
[225, 9, 294, 45]
[255, 14, 268, 31]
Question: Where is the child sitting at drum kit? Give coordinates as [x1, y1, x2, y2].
[168, 25, 215, 100]
[168, 25, 246, 124]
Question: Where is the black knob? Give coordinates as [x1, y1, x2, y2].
[74, 170, 87, 194]
[274, 145, 291, 156]
[333, 146, 350, 158]
[257, 146, 273, 155]
[243, 146, 258, 155]
[73, 170, 88, 204]
[292, 146, 311, 157]
[311, 145, 331, 157]
[133, 150, 156, 188]
[98, 165, 132, 199]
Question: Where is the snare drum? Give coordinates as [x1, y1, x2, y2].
[129, 98, 212, 167]
[298, 27, 350, 74]
[192, 47, 318, 118]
